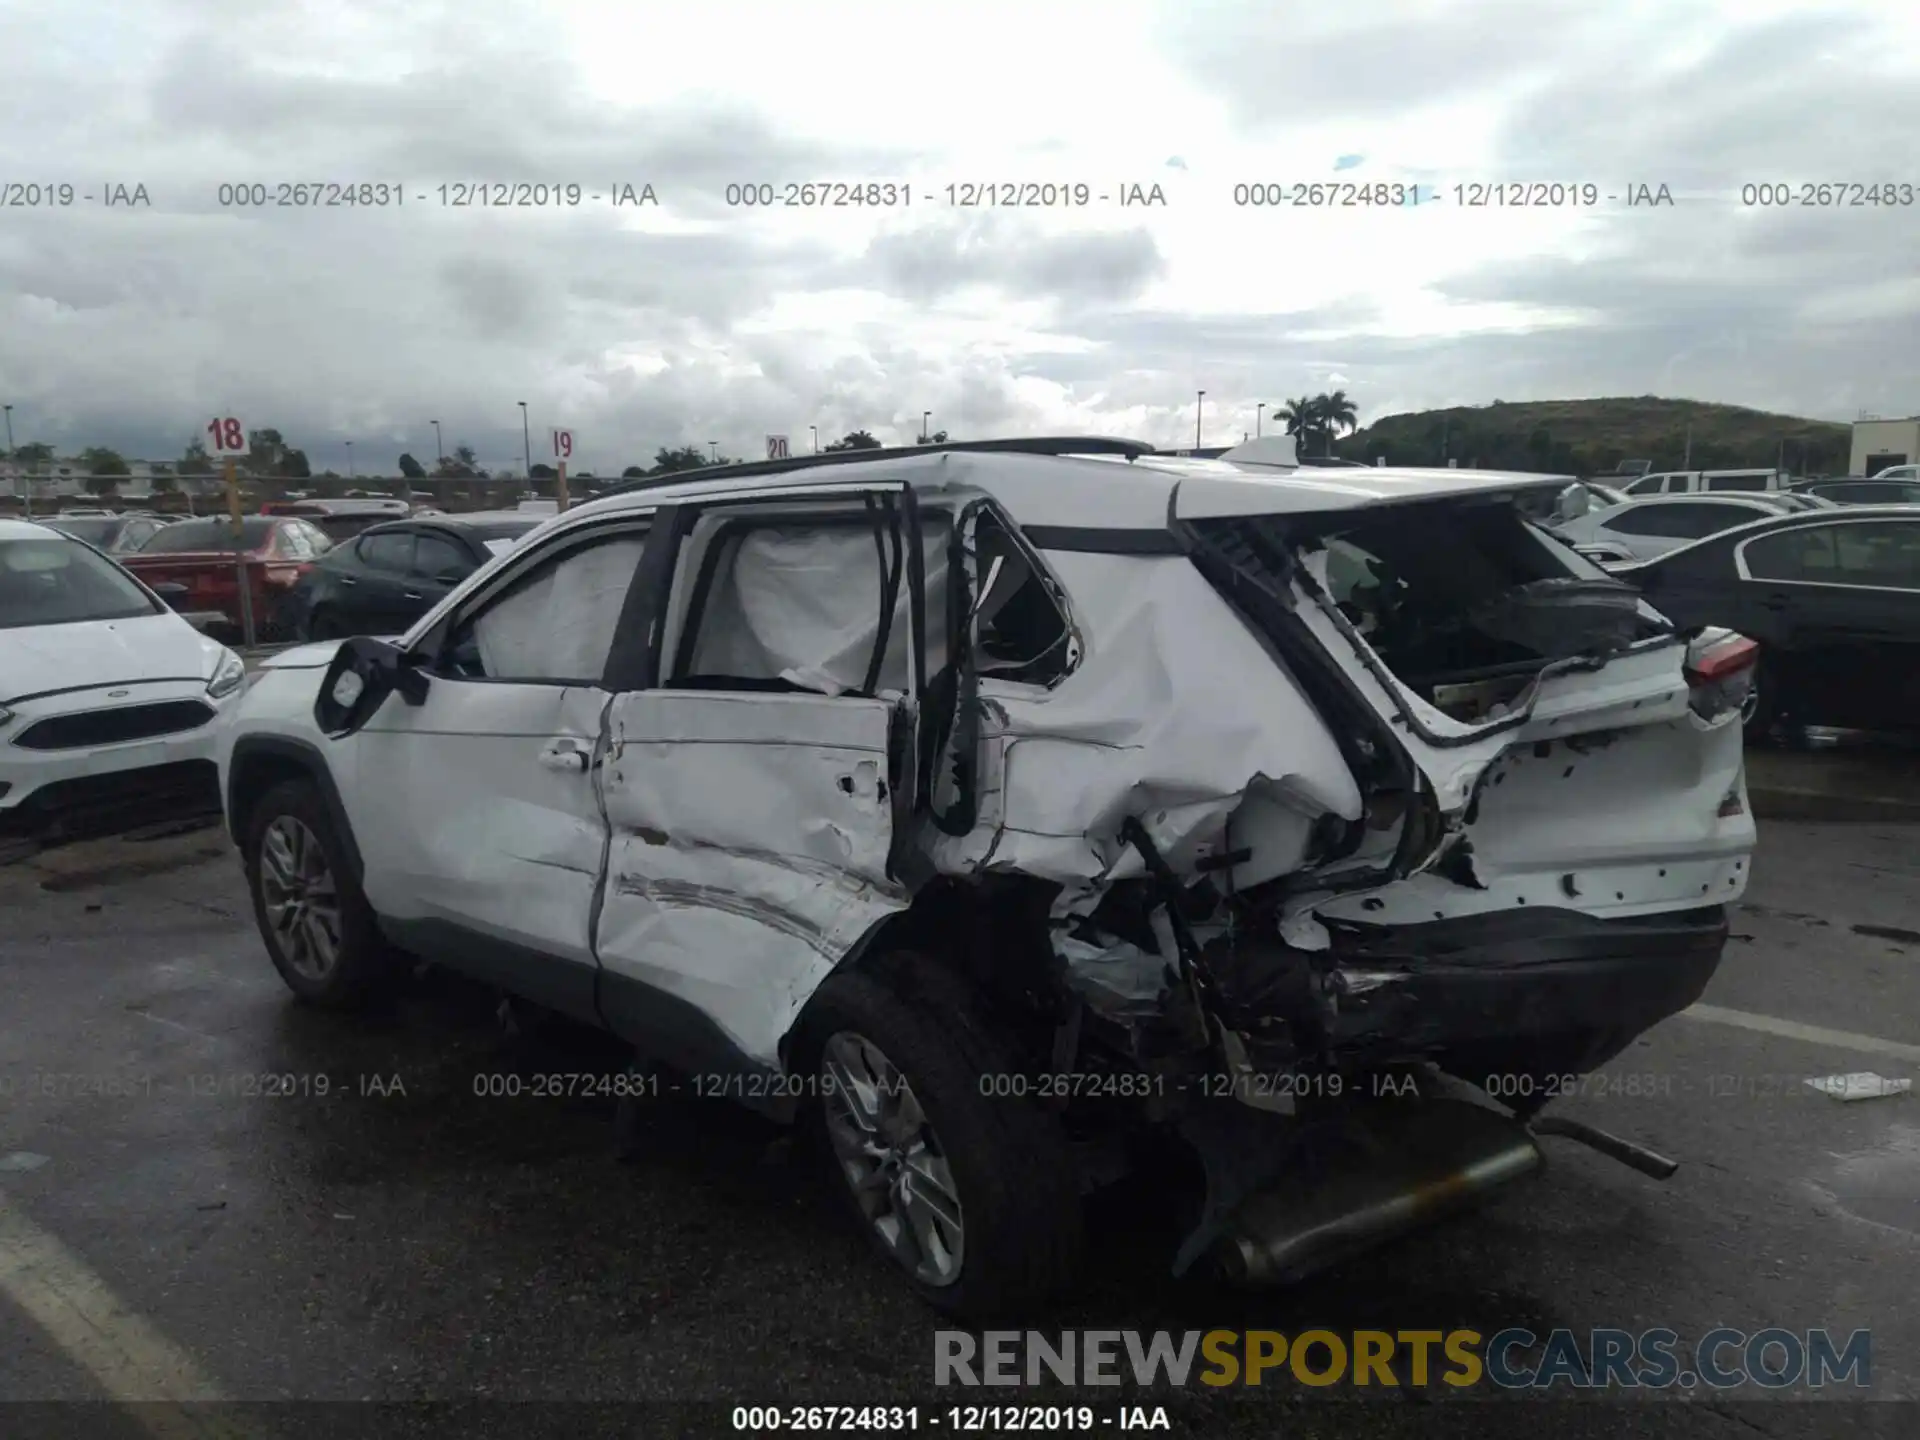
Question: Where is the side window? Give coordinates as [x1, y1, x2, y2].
[277, 524, 315, 560]
[1604, 505, 1685, 537]
[971, 511, 1072, 684]
[443, 527, 649, 682]
[1624, 475, 1663, 496]
[1666, 503, 1761, 539]
[670, 513, 951, 696]
[1745, 527, 1837, 582]
[301, 520, 334, 554]
[358, 532, 414, 572]
[1832, 522, 1920, 590]
[1706, 475, 1768, 492]
[411, 533, 470, 581]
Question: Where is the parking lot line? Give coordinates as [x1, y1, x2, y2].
[1680, 1002, 1920, 1064]
[0, 1191, 254, 1439]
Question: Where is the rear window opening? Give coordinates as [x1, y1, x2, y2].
[1300, 502, 1666, 721]
[970, 511, 1073, 686]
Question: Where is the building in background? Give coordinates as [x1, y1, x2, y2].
[1850, 415, 1920, 476]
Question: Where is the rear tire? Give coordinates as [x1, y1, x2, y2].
[242, 778, 394, 1010]
[307, 609, 344, 641]
[792, 951, 1085, 1318]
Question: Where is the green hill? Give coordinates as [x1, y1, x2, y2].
[1331, 396, 1851, 477]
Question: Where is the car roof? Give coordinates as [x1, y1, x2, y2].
[357, 512, 542, 536]
[0, 519, 72, 542]
[554, 441, 1575, 533]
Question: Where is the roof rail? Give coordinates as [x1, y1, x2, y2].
[597, 435, 1156, 495]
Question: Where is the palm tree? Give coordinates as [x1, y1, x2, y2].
[1277, 396, 1318, 440]
[1320, 390, 1358, 454]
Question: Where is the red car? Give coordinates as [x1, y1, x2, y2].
[121, 515, 333, 641]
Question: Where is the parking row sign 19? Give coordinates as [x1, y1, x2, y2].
[552, 429, 575, 462]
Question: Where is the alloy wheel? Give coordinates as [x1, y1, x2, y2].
[258, 815, 343, 981]
[820, 1030, 966, 1287]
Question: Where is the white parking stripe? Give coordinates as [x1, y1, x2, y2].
[0, 1191, 255, 1439]
[1680, 1003, 1920, 1065]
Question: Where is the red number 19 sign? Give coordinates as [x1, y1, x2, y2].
[551, 429, 574, 462]
[206, 417, 251, 456]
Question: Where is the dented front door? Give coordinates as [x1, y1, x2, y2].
[593, 690, 909, 1073]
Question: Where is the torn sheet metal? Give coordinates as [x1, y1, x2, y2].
[924, 550, 1364, 914]
[1056, 933, 1168, 1015]
[597, 689, 909, 1066]
[1806, 1073, 1913, 1102]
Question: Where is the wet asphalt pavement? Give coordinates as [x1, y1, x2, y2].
[1, 816, 1918, 1440]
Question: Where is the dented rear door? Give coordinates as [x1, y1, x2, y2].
[591, 483, 929, 1077]
[594, 690, 909, 1073]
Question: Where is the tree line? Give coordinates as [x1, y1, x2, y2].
[6, 426, 945, 493]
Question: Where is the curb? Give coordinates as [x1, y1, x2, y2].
[1748, 786, 1920, 824]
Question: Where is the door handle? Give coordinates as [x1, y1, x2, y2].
[338, 576, 357, 586]
[537, 738, 591, 773]
[402, 590, 423, 601]
[1762, 594, 1790, 610]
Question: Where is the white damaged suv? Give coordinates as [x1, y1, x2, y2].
[217, 436, 1757, 1315]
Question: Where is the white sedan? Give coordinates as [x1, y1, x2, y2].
[1549, 492, 1802, 565]
[0, 519, 248, 845]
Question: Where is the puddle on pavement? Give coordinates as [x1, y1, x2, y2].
[1817, 1122, 1920, 1235]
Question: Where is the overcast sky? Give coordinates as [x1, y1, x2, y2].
[2, 0, 1916, 475]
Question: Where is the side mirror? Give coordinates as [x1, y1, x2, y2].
[313, 635, 431, 737]
[150, 581, 189, 607]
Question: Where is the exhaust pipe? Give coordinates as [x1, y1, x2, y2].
[1210, 1099, 1542, 1286]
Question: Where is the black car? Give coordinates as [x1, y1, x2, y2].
[282, 513, 546, 640]
[1789, 476, 1920, 506]
[1618, 506, 1920, 736]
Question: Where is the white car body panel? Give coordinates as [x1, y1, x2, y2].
[599, 691, 906, 1066]
[924, 549, 1362, 903]
[344, 680, 613, 972]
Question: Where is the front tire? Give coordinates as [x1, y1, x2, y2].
[242, 778, 393, 1009]
[792, 951, 1085, 1318]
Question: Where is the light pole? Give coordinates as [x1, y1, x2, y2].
[810, 425, 818, 454]
[3, 403, 18, 517]
[922, 410, 931, 444]
[709, 441, 719, 463]
[1195, 390, 1205, 451]
[430, 419, 443, 466]
[517, 402, 531, 479]
[1256, 402, 1266, 438]
[345, 440, 354, 481]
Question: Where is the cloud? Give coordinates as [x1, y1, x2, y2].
[0, 0, 1915, 474]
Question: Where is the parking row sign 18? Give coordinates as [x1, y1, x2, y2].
[206, 417, 250, 456]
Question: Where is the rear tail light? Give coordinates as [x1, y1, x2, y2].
[1684, 630, 1759, 720]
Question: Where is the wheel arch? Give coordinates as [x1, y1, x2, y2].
[226, 735, 364, 882]
[779, 874, 1066, 1074]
